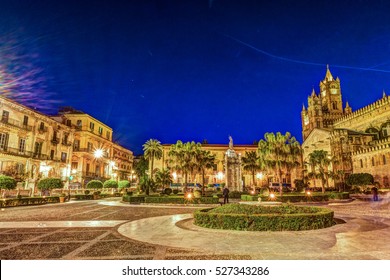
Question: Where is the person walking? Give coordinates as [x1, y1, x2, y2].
[372, 186, 379, 202]
[223, 186, 230, 204]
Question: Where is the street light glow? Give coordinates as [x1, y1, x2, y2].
[93, 148, 104, 158]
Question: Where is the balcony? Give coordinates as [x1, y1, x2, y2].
[37, 126, 48, 133]
[51, 137, 60, 145]
[0, 146, 34, 158]
[61, 140, 72, 146]
[0, 117, 33, 131]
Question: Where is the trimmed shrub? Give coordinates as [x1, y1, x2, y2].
[37, 178, 63, 190]
[164, 187, 173, 195]
[145, 196, 219, 204]
[103, 180, 118, 188]
[86, 180, 103, 189]
[173, 189, 179, 195]
[229, 191, 249, 198]
[0, 175, 17, 190]
[327, 192, 350, 200]
[84, 190, 90, 195]
[193, 190, 202, 198]
[194, 204, 334, 231]
[118, 180, 130, 189]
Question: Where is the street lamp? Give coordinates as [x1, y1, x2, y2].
[93, 148, 104, 159]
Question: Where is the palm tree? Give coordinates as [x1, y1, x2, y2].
[142, 139, 163, 180]
[258, 132, 301, 196]
[307, 150, 333, 193]
[168, 141, 200, 191]
[155, 168, 173, 190]
[241, 151, 260, 188]
[195, 149, 216, 195]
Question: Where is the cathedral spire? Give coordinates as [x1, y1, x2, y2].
[302, 103, 306, 111]
[383, 89, 387, 98]
[311, 88, 316, 97]
[324, 64, 334, 81]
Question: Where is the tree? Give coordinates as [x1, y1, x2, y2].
[37, 178, 63, 190]
[0, 175, 17, 190]
[195, 149, 216, 195]
[258, 132, 301, 195]
[139, 175, 154, 195]
[103, 180, 118, 188]
[155, 168, 173, 190]
[346, 173, 374, 192]
[134, 156, 149, 178]
[118, 180, 130, 189]
[142, 139, 163, 180]
[241, 151, 260, 188]
[168, 140, 200, 190]
[307, 150, 333, 193]
[86, 180, 103, 189]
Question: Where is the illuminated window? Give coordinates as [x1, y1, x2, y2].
[19, 139, 26, 153]
[0, 133, 9, 150]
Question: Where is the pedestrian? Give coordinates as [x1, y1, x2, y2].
[223, 186, 230, 204]
[372, 186, 379, 202]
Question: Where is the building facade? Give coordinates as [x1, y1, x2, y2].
[301, 67, 390, 188]
[0, 97, 133, 191]
[154, 143, 300, 189]
[0, 96, 74, 192]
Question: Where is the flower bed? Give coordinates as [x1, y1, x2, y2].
[194, 204, 334, 231]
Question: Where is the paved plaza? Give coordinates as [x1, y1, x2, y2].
[0, 197, 389, 260]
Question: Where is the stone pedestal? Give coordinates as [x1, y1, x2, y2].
[224, 138, 242, 191]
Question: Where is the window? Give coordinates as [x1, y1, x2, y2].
[1, 110, 9, 122]
[89, 122, 94, 131]
[383, 155, 387, 165]
[39, 122, 45, 131]
[355, 137, 361, 144]
[71, 162, 78, 170]
[87, 142, 93, 151]
[66, 119, 71, 127]
[23, 116, 28, 126]
[19, 139, 26, 153]
[0, 132, 9, 150]
[106, 131, 110, 140]
[34, 142, 43, 157]
[98, 127, 103, 135]
[73, 139, 80, 150]
[76, 120, 82, 128]
[50, 150, 55, 160]
[63, 133, 69, 144]
[372, 157, 375, 166]
[360, 159, 363, 168]
[86, 163, 90, 173]
[61, 152, 67, 162]
[316, 121, 321, 127]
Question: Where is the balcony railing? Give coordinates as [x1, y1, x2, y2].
[51, 137, 60, 145]
[0, 117, 33, 131]
[61, 140, 72, 146]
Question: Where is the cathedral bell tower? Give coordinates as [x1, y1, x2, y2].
[301, 65, 349, 141]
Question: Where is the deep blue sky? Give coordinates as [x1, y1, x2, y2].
[1, 0, 390, 154]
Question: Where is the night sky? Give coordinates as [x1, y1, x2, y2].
[1, 0, 390, 154]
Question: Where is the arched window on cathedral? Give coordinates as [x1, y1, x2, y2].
[372, 157, 375, 166]
[383, 155, 387, 165]
[332, 102, 338, 110]
[360, 159, 363, 168]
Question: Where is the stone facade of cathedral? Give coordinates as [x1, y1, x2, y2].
[301, 66, 390, 188]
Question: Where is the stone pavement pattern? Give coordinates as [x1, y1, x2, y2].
[0, 198, 389, 259]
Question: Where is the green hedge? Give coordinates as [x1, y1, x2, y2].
[194, 204, 334, 231]
[103, 180, 118, 188]
[241, 193, 330, 203]
[72, 194, 94, 200]
[327, 192, 350, 199]
[86, 180, 103, 189]
[0, 196, 60, 208]
[122, 195, 219, 204]
[241, 195, 260, 201]
[145, 196, 219, 204]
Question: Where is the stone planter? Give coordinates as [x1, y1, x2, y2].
[59, 196, 66, 203]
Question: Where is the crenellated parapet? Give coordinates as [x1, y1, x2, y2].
[334, 95, 390, 127]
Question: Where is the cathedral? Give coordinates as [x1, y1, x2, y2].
[301, 66, 390, 188]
